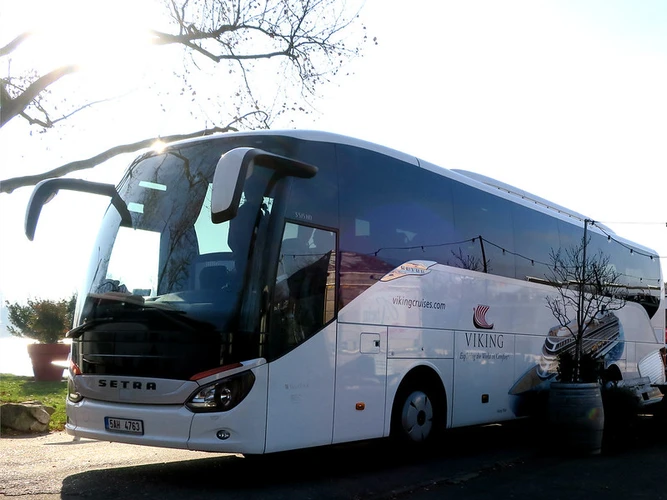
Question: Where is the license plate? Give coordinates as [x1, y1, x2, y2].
[104, 417, 144, 435]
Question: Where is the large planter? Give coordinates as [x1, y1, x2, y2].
[27, 343, 70, 382]
[548, 382, 605, 455]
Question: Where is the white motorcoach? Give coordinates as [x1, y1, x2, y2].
[25, 130, 665, 453]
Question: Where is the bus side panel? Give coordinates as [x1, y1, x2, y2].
[385, 326, 455, 435]
[617, 304, 661, 344]
[452, 331, 515, 427]
[384, 358, 454, 437]
[264, 322, 337, 453]
[617, 304, 663, 382]
[333, 323, 388, 444]
[624, 341, 636, 375]
[513, 334, 545, 382]
[387, 327, 455, 359]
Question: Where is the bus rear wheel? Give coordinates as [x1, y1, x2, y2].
[391, 383, 443, 445]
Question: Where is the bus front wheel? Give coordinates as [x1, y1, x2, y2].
[391, 382, 443, 445]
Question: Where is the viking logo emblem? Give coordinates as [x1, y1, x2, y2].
[473, 304, 494, 329]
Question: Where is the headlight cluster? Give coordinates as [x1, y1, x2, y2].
[67, 377, 83, 403]
[186, 371, 255, 413]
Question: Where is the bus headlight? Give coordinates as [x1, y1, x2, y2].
[67, 377, 83, 403]
[186, 371, 255, 413]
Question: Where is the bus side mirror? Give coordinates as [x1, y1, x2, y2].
[25, 178, 132, 241]
[211, 147, 317, 224]
[210, 148, 252, 224]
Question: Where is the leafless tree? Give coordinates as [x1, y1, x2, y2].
[545, 234, 626, 382]
[448, 247, 489, 273]
[0, 0, 370, 194]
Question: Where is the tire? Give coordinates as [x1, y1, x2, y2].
[391, 381, 443, 445]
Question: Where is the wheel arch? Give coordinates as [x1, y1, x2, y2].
[389, 363, 449, 437]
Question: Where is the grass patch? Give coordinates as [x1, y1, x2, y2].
[0, 374, 68, 432]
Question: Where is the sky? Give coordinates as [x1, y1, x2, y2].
[0, 0, 666, 317]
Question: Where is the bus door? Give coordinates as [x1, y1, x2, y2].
[333, 323, 388, 443]
[264, 222, 338, 453]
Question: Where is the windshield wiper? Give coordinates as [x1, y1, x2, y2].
[67, 318, 115, 339]
[77, 292, 216, 333]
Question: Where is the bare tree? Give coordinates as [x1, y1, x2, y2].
[0, 0, 370, 193]
[447, 247, 489, 273]
[545, 229, 626, 382]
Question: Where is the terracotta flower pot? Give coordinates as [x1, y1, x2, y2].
[27, 343, 70, 382]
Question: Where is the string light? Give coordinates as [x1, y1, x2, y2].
[364, 228, 662, 284]
[591, 221, 665, 259]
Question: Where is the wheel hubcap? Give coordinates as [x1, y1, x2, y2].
[401, 390, 434, 442]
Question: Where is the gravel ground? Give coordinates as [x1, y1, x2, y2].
[0, 431, 233, 498]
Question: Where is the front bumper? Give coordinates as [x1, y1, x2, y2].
[66, 363, 269, 454]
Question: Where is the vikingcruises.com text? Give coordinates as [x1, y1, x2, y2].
[392, 296, 446, 310]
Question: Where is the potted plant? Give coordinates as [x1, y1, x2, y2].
[545, 222, 626, 455]
[5, 295, 76, 381]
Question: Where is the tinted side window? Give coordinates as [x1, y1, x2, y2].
[337, 145, 457, 307]
[338, 146, 456, 262]
[558, 219, 584, 249]
[605, 236, 662, 318]
[270, 223, 336, 356]
[513, 204, 560, 282]
[450, 182, 516, 278]
[284, 141, 338, 229]
[555, 220, 661, 318]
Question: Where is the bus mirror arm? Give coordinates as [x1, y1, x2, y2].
[25, 178, 132, 241]
[253, 150, 318, 179]
[211, 148, 317, 224]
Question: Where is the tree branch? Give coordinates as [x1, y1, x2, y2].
[0, 125, 238, 194]
[1, 65, 78, 128]
[1, 0, 366, 182]
[0, 32, 32, 57]
[151, 28, 294, 62]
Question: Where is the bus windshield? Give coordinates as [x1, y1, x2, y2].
[73, 139, 279, 379]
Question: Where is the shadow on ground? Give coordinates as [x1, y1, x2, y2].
[59, 422, 531, 500]
[59, 413, 667, 500]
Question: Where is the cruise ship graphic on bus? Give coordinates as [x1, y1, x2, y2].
[509, 312, 623, 416]
[537, 312, 621, 378]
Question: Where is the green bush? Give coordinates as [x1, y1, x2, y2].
[5, 295, 76, 344]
